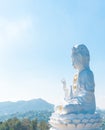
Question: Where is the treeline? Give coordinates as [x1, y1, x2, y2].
[102, 119, 105, 130]
[0, 117, 105, 130]
[0, 117, 50, 130]
[0, 110, 53, 122]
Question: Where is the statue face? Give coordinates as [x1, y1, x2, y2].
[72, 54, 84, 71]
[72, 44, 90, 71]
[72, 55, 79, 70]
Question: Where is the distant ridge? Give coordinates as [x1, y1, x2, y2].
[0, 98, 54, 115]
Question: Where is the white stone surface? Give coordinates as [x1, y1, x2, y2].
[50, 128, 101, 130]
[49, 113, 102, 130]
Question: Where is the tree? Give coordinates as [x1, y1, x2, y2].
[38, 120, 49, 130]
[21, 118, 31, 130]
[31, 118, 38, 130]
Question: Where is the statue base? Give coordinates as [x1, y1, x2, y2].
[50, 127, 101, 130]
[49, 112, 102, 130]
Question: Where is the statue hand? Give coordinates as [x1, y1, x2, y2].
[61, 79, 66, 90]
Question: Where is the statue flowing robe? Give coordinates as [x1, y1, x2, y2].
[63, 67, 96, 114]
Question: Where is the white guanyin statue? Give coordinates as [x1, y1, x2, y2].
[59, 44, 96, 114]
[49, 44, 102, 130]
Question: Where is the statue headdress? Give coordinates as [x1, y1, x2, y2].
[72, 44, 90, 67]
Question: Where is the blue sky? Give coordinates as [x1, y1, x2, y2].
[0, 0, 105, 109]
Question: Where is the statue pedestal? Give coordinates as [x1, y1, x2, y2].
[50, 128, 101, 130]
[49, 112, 102, 130]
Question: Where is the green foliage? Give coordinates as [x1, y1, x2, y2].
[0, 110, 53, 122]
[38, 120, 49, 130]
[0, 118, 49, 130]
[31, 119, 38, 130]
[102, 119, 105, 130]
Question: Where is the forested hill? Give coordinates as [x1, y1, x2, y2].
[0, 98, 54, 115]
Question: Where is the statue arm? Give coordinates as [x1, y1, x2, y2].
[61, 79, 73, 101]
[61, 79, 69, 100]
[61, 79, 68, 92]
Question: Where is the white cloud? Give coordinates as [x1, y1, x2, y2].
[0, 16, 32, 49]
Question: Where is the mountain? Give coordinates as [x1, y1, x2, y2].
[0, 98, 54, 115]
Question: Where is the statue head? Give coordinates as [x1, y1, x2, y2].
[71, 44, 90, 71]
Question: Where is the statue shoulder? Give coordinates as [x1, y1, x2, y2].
[79, 68, 94, 79]
[78, 68, 95, 91]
